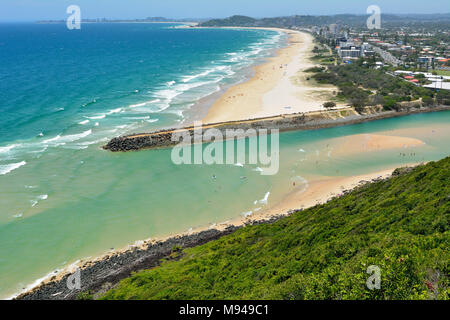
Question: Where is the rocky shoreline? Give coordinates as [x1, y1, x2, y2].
[103, 106, 450, 152]
[15, 217, 285, 300]
[16, 164, 418, 300]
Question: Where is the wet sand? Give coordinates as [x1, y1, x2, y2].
[331, 134, 426, 156]
[17, 126, 431, 299]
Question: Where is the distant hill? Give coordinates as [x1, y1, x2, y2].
[101, 157, 449, 300]
[37, 17, 206, 24]
[37, 13, 450, 26]
[200, 13, 450, 28]
[201, 15, 258, 27]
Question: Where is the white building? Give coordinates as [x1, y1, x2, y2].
[424, 82, 450, 90]
[339, 46, 362, 59]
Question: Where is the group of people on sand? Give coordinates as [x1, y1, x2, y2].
[399, 152, 417, 157]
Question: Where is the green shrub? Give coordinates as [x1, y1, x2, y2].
[422, 96, 435, 106]
[305, 67, 325, 73]
[102, 158, 450, 300]
[383, 97, 400, 111]
[323, 101, 336, 109]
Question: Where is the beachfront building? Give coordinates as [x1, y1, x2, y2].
[338, 46, 362, 59]
[337, 41, 375, 60]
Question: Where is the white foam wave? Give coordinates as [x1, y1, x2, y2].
[42, 135, 61, 144]
[0, 144, 17, 154]
[29, 146, 48, 154]
[78, 120, 90, 125]
[182, 65, 232, 83]
[85, 114, 106, 120]
[154, 88, 181, 101]
[241, 211, 253, 218]
[30, 194, 49, 208]
[6, 268, 62, 300]
[257, 192, 270, 205]
[128, 99, 161, 109]
[124, 116, 150, 120]
[0, 161, 27, 175]
[43, 130, 92, 146]
[107, 108, 123, 115]
[77, 138, 109, 146]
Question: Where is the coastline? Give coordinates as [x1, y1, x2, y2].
[104, 106, 450, 152]
[10, 26, 450, 300]
[13, 107, 450, 300]
[202, 28, 336, 124]
[15, 162, 416, 300]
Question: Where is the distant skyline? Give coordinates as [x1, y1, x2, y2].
[1, 0, 449, 22]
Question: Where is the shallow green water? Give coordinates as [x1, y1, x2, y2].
[0, 110, 449, 298]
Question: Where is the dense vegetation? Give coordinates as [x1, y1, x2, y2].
[311, 60, 450, 111]
[102, 158, 449, 300]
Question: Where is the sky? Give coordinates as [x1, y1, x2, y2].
[1, 0, 448, 22]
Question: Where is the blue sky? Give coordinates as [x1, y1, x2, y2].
[1, 0, 448, 22]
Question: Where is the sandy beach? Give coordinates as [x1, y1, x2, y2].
[15, 164, 402, 300]
[18, 125, 434, 299]
[14, 24, 447, 299]
[259, 169, 395, 218]
[203, 28, 337, 124]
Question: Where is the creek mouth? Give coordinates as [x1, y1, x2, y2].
[103, 106, 450, 152]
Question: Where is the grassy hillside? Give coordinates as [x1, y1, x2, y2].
[102, 158, 449, 300]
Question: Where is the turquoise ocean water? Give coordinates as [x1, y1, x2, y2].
[0, 23, 449, 298]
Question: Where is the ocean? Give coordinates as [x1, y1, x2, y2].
[0, 23, 449, 299]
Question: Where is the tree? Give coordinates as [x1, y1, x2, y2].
[422, 96, 434, 106]
[323, 101, 336, 109]
[382, 96, 400, 111]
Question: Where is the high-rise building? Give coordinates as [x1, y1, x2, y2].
[329, 24, 340, 35]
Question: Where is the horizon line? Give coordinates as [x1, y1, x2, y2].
[1, 12, 450, 23]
